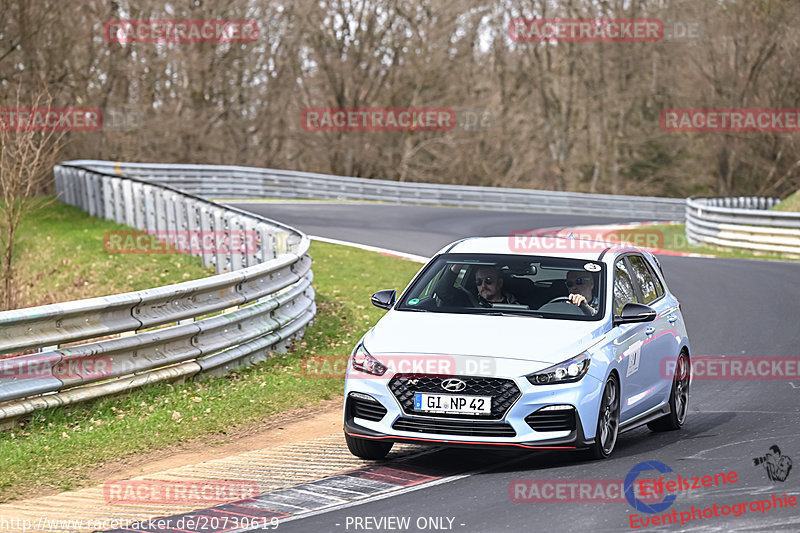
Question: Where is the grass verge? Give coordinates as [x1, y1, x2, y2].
[8, 198, 214, 308]
[770, 190, 800, 212]
[648, 224, 798, 261]
[0, 239, 421, 503]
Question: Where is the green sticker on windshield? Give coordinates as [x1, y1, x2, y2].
[408, 298, 420, 305]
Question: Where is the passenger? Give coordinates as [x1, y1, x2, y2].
[475, 266, 518, 304]
[565, 270, 598, 315]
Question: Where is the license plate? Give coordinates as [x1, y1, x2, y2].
[414, 393, 492, 415]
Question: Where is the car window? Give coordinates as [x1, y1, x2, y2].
[628, 255, 660, 304]
[647, 259, 665, 298]
[613, 258, 637, 315]
[396, 253, 605, 321]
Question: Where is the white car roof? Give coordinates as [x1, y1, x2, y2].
[439, 235, 640, 261]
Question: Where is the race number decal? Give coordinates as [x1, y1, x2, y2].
[625, 340, 643, 377]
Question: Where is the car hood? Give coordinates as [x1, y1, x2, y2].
[363, 310, 608, 365]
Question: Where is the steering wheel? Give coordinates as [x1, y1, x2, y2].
[438, 286, 479, 307]
[545, 296, 593, 316]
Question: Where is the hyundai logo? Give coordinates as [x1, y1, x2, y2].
[441, 378, 466, 392]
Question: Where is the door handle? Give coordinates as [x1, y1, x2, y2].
[645, 326, 656, 335]
[668, 315, 678, 324]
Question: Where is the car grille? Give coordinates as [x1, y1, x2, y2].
[525, 407, 576, 432]
[393, 417, 516, 437]
[389, 374, 521, 420]
[347, 396, 387, 422]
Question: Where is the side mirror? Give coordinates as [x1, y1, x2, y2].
[371, 289, 397, 310]
[613, 302, 657, 327]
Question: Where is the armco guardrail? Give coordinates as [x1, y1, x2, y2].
[0, 164, 315, 423]
[66, 160, 686, 220]
[686, 196, 800, 255]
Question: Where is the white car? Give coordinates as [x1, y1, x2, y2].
[343, 236, 691, 460]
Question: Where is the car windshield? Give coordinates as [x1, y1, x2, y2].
[397, 253, 605, 320]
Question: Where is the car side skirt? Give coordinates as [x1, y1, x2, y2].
[619, 403, 671, 433]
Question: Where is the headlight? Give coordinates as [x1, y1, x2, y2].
[351, 344, 388, 376]
[526, 352, 590, 385]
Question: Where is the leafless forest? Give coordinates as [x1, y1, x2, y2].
[2, 0, 799, 198]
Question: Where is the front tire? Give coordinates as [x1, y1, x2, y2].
[345, 433, 393, 459]
[586, 374, 620, 460]
[648, 352, 690, 432]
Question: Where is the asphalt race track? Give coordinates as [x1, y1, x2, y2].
[229, 202, 800, 533]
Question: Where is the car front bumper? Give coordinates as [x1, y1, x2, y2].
[343, 369, 604, 450]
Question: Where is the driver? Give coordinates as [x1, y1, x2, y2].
[475, 266, 518, 304]
[566, 270, 598, 315]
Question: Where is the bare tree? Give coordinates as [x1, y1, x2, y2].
[1, 0, 799, 232]
[0, 82, 64, 310]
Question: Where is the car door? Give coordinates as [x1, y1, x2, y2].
[627, 254, 681, 409]
[611, 255, 652, 421]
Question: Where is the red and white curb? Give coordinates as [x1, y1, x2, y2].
[105, 449, 528, 533]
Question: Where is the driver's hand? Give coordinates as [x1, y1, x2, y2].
[567, 294, 586, 306]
